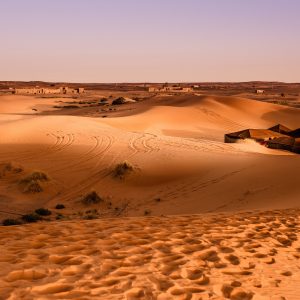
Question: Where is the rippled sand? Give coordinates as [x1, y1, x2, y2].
[1, 209, 299, 299]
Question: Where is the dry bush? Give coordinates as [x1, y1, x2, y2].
[35, 208, 52, 216]
[23, 180, 43, 193]
[55, 204, 65, 209]
[2, 219, 22, 226]
[20, 171, 49, 184]
[0, 162, 23, 177]
[82, 191, 102, 205]
[113, 161, 133, 179]
[22, 213, 41, 223]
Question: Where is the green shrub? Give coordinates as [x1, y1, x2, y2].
[35, 208, 52, 216]
[2, 219, 22, 226]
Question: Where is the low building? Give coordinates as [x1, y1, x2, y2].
[148, 86, 193, 93]
[13, 87, 84, 95]
[256, 90, 265, 94]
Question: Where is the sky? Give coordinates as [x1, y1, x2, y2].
[0, 0, 299, 82]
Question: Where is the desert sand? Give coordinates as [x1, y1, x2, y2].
[1, 209, 300, 299]
[0, 91, 300, 299]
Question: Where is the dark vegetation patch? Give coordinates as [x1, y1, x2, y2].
[55, 204, 65, 209]
[20, 171, 49, 184]
[2, 219, 22, 226]
[22, 213, 42, 223]
[35, 208, 52, 216]
[82, 191, 102, 205]
[112, 97, 126, 105]
[23, 180, 43, 193]
[113, 161, 133, 179]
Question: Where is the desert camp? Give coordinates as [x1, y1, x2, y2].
[225, 124, 300, 154]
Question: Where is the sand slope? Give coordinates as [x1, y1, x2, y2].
[0, 94, 300, 220]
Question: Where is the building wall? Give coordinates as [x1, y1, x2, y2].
[14, 87, 84, 95]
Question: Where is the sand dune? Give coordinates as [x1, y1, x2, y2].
[0, 93, 300, 299]
[0, 94, 300, 220]
[1, 209, 299, 299]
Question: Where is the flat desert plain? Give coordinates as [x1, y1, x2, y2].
[0, 90, 300, 299]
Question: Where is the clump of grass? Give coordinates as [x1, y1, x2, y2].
[22, 213, 41, 223]
[20, 171, 49, 184]
[55, 204, 65, 209]
[35, 208, 52, 216]
[23, 180, 43, 193]
[82, 191, 102, 205]
[113, 161, 133, 179]
[2, 218, 22, 226]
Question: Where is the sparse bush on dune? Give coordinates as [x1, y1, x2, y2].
[22, 213, 41, 223]
[82, 191, 102, 205]
[55, 204, 65, 209]
[20, 171, 49, 184]
[2, 219, 22, 226]
[35, 208, 52, 216]
[23, 180, 43, 193]
[113, 161, 133, 179]
[19, 171, 49, 194]
[0, 162, 23, 177]
[112, 97, 126, 105]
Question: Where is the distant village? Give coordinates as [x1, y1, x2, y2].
[12, 86, 84, 95]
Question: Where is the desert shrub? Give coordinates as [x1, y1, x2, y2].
[113, 161, 133, 179]
[22, 213, 41, 223]
[55, 204, 65, 209]
[0, 162, 23, 177]
[112, 97, 126, 105]
[2, 219, 22, 226]
[155, 198, 161, 202]
[23, 180, 43, 193]
[20, 171, 49, 184]
[82, 191, 102, 205]
[83, 214, 98, 220]
[35, 208, 52, 216]
[100, 98, 108, 103]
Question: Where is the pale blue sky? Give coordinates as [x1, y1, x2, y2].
[0, 0, 299, 82]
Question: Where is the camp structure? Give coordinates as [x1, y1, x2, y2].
[289, 128, 300, 138]
[224, 129, 286, 144]
[268, 124, 292, 135]
[266, 136, 295, 152]
[225, 125, 300, 154]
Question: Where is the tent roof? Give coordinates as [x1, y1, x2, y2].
[226, 129, 287, 140]
[268, 124, 292, 133]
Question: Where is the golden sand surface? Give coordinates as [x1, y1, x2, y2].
[0, 209, 299, 299]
